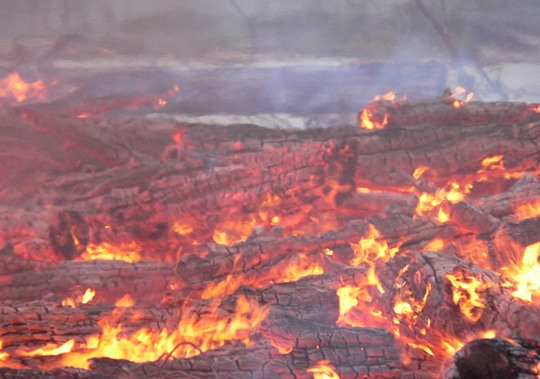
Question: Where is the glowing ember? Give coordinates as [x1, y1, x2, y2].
[81, 242, 142, 262]
[0, 72, 46, 102]
[307, 360, 340, 379]
[446, 271, 487, 322]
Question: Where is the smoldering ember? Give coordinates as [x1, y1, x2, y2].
[0, 66, 539, 379]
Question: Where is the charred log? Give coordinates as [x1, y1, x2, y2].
[445, 338, 540, 379]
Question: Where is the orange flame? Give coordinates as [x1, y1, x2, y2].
[0, 72, 46, 102]
[57, 294, 268, 369]
[307, 360, 340, 379]
[359, 92, 402, 130]
[62, 288, 96, 308]
[514, 198, 540, 221]
[506, 242, 540, 302]
[446, 271, 487, 322]
[81, 242, 142, 262]
[115, 294, 135, 307]
[21, 340, 75, 357]
[350, 224, 397, 265]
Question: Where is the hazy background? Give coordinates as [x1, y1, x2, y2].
[1, 0, 539, 123]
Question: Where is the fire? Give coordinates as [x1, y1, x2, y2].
[413, 166, 429, 180]
[281, 253, 324, 282]
[507, 242, 540, 302]
[337, 285, 360, 320]
[21, 340, 75, 357]
[424, 238, 445, 252]
[337, 224, 398, 327]
[350, 224, 397, 265]
[415, 182, 471, 220]
[0, 341, 8, 362]
[514, 198, 540, 221]
[359, 107, 388, 130]
[452, 100, 462, 109]
[62, 288, 96, 307]
[213, 217, 257, 245]
[115, 294, 135, 307]
[81, 288, 96, 304]
[57, 294, 268, 369]
[0, 72, 46, 102]
[530, 104, 540, 113]
[81, 242, 142, 262]
[202, 252, 324, 299]
[446, 271, 488, 322]
[359, 92, 402, 130]
[307, 360, 340, 379]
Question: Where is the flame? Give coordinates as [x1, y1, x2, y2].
[62, 288, 96, 307]
[350, 224, 396, 265]
[530, 104, 540, 113]
[0, 341, 9, 361]
[336, 266, 387, 327]
[281, 253, 324, 282]
[423, 238, 445, 252]
[514, 198, 540, 221]
[58, 294, 268, 369]
[21, 340, 75, 357]
[0, 72, 46, 102]
[413, 166, 429, 180]
[307, 360, 340, 379]
[201, 274, 243, 299]
[81, 242, 142, 262]
[446, 271, 487, 322]
[271, 340, 294, 354]
[359, 108, 388, 130]
[415, 182, 470, 219]
[506, 242, 540, 302]
[359, 92, 402, 130]
[213, 217, 257, 245]
[81, 288, 96, 304]
[115, 294, 135, 307]
[202, 252, 324, 299]
[337, 285, 360, 320]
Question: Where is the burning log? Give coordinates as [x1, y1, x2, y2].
[377, 251, 540, 342]
[0, 325, 402, 379]
[360, 93, 539, 129]
[0, 88, 540, 379]
[445, 338, 540, 379]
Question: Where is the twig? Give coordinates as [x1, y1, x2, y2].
[153, 341, 219, 379]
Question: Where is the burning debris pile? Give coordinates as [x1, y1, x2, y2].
[0, 71, 539, 378]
